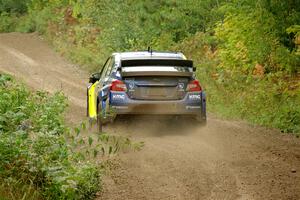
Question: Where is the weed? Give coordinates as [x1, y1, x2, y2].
[0, 74, 144, 199]
[0, 74, 99, 199]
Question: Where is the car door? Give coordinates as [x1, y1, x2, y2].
[97, 56, 114, 99]
[97, 56, 117, 114]
[87, 57, 112, 118]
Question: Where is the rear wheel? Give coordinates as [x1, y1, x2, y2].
[97, 102, 103, 133]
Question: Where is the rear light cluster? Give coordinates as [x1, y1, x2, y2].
[187, 80, 202, 92]
[111, 79, 201, 92]
[110, 80, 127, 91]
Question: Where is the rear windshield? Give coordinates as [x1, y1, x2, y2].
[121, 59, 193, 68]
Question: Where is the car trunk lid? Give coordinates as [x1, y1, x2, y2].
[120, 58, 193, 100]
[124, 77, 188, 100]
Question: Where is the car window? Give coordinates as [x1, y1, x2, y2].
[100, 57, 112, 80]
[105, 56, 115, 77]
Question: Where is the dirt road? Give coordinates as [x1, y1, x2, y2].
[0, 33, 299, 200]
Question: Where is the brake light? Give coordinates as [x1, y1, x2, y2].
[187, 80, 202, 92]
[110, 80, 127, 91]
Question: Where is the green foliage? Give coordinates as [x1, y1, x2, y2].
[0, 179, 41, 200]
[174, 31, 300, 134]
[0, 0, 31, 32]
[0, 74, 144, 199]
[208, 73, 300, 133]
[0, 0, 299, 134]
[10, 0, 224, 71]
[0, 74, 101, 199]
[0, 78, 67, 134]
[0, 0, 30, 14]
[69, 121, 144, 159]
[0, 12, 17, 32]
[204, 0, 300, 133]
[215, 0, 300, 74]
[287, 25, 300, 37]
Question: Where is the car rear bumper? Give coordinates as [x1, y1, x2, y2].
[109, 91, 206, 115]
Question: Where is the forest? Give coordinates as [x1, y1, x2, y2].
[1, 0, 299, 133]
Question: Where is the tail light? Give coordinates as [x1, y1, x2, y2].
[110, 80, 127, 91]
[187, 80, 202, 92]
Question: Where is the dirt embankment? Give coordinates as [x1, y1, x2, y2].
[0, 33, 87, 123]
[0, 33, 299, 200]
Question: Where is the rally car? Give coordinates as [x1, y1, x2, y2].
[87, 51, 206, 131]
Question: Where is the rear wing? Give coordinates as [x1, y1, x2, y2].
[120, 59, 195, 77]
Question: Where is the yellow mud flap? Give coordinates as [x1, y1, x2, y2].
[87, 81, 99, 119]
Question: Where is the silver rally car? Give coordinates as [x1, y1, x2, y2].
[87, 51, 206, 131]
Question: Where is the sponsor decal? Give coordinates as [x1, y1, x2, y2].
[178, 83, 185, 91]
[112, 94, 125, 100]
[188, 94, 201, 100]
[186, 106, 201, 110]
[128, 82, 135, 91]
[112, 106, 129, 109]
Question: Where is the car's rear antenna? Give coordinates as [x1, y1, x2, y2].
[147, 46, 153, 55]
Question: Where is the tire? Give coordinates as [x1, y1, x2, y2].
[97, 102, 103, 133]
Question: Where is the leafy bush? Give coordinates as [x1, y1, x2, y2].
[0, 0, 299, 135]
[173, 32, 300, 134]
[0, 0, 31, 32]
[0, 0, 30, 14]
[0, 74, 144, 199]
[0, 12, 17, 32]
[215, 1, 300, 74]
[0, 74, 101, 199]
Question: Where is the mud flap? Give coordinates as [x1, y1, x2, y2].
[201, 92, 206, 120]
[87, 81, 99, 119]
[97, 90, 116, 125]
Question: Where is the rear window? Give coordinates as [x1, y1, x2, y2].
[121, 59, 193, 68]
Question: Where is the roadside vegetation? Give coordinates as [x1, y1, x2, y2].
[0, 1, 299, 134]
[0, 74, 142, 200]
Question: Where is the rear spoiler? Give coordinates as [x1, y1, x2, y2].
[121, 59, 195, 70]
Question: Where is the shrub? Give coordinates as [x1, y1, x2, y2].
[0, 12, 17, 32]
[0, 0, 30, 14]
[0, 74, 101, 199]
[173, 32, 300, 134]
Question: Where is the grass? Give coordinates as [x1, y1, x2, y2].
[0, 74, 143, 200]
[173, 33, 300, 134]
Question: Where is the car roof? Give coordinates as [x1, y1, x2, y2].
[113, 51, 186, 60]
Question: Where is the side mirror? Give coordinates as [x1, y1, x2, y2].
[89, 72, 100, 84]
[193, 67, 196, 72]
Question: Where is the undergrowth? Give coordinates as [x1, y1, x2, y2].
[0, 74, 143, 200]
[174, 33, 300, 134]
[0, 0, 299, 134]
